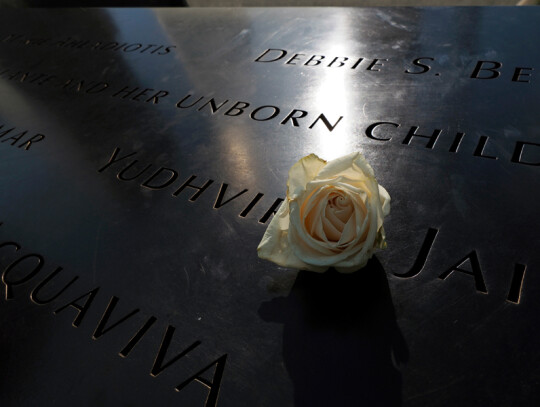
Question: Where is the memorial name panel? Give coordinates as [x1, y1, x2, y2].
[1, 7, 539, 407]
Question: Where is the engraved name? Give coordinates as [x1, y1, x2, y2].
[96, 148, 531, 305]
[1, 33, 176, 56]
[0, 223, 227, 407]
[392, 228, 527, 304]
[255, 49, 536, 84]
[0, 123, 46, 150]
[98, 147, 284, 225]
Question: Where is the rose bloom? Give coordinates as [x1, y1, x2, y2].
[257, 152, 390, 273]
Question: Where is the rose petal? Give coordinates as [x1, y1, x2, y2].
[333, 207, 352, 224]
[257, 200, 327, 272]
[303, 188, 331, 242]
[353, 198, 369, 244]
[290, 201, 338, 258]
[324, 203, 346, 232]
[337, 210, 357, 246]
[291, 208, 363, 266]
[302, 186, 349, 250]
[378, 185, 391, 217]
[258, 151, 390, 273]
[314, 152, 374, 183]
[322, 215, 342, 242]
[287, 154, 327, 200]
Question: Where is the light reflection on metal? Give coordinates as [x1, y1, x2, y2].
[314, 15, 357, 161]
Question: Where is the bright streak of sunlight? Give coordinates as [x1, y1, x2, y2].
[313, 19, 358, 160]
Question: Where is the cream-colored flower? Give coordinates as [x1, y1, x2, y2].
[257, 152, 390, 273]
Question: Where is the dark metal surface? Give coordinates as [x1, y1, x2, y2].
[0, 7, 539, 407]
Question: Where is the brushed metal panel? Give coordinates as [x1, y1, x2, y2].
[0, 7, 539, 406]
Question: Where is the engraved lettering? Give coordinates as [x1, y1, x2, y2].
[112, 86, 140, 99]
[139, 44, 156, 54]
[351, 57, 364, 69]
[2, 253, 44, 300]
[141, 167, 178, 190]
[0, 125, 15, 139]
[132, 88, 155, 101]
[151, 325, 201, 377]
[224, 101, 250, 117]
[511, 141, 540, 166]
[239, 192, 264, 217]
[123, 43, 142, 52]
[175, 354, 228, 407]
[249, 105, 280, 121]
[328, 56, 348, 68]
[151, 45, 164, 54]
[393, 228, 438, 278]
[449, 132, 465, 153]
[308, 113, 343, 132]
[254, 48, 287, 63]
[280, 109, 308, 127]
[90, 41, 103, 50]
[62, 79, 101, 93]
[114, 87, 170, 104]
[117, 160, 153, 181]
[214, 183, 248, 209]
[101, 42, 119, 50]
[18, 72, 30, 82]
[470, 60, 502, 79]
[27, 73, 46, 83]
[439, 251, 488, 293]
[0, 126, 44, 151]
[0, 241, 21, 252]
[198, 98, 229, 114]
[54, 287, 100, 327]
[367, 58, 388, 71]
[92, 296, 140, 339]
[259, 198, 284, 224]
[67, 39, 88, 48]
[7, 70, 22, 80]
[147, 90, 169, 104]
[114, 42, 128, 51]
[85, 82, 109, 94]
[30, 266, 79, 305]
[5, 39, 199, 58]
[176, 93, 204, 109]
[473, 136, 498, 160]
[0, 231, 230, 400]
[119, 316, 158, 357]
[172, 175, 214, 201]
[18, 133, 45, 150]
[36, 74, 56, 86]
[98, 147, 138, 173]
[285, 53, 305, 65]
[402, 126, 441, 149]
[159, 46, 176, 55]
[1, 130, 27, 146]
[511, 67, 533, 83]
[365, 121, 399, 141]
[60, 78, 76, 89]
[2, 34, 23, 43]
[405, 57, 434, 74]
[304, 55, 325, 66]
[507, 264, 526, 304]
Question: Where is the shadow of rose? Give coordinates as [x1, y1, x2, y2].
[259, 257, 409, 407]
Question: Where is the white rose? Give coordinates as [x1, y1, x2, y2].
[257, 152, 390, 273]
